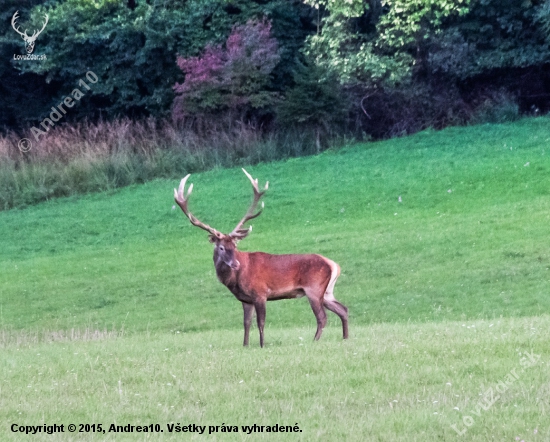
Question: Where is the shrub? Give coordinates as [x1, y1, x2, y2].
[470, 91, 520, 125]
[172, 19, 281, 125]
[277, 60, 349, 151]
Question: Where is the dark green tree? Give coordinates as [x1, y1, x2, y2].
[278, 60, 348, 151]
[426, 0, 550, 80]
[2, 0, 313, 129]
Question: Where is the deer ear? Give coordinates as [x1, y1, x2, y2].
[208, 234, 217, 243]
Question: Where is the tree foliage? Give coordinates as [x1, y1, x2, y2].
[172, 19, 280, 122]
[303, 0, 472, 88]
[2, 0, 306, 127]
[278, 59, 348, 131]
[1, 0, 550, 137]
[427, 0, 550, 79]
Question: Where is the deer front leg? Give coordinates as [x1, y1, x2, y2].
[308, 296, 327, 341]
[254, 300, 267, 347]
[242, 302, 254, 346]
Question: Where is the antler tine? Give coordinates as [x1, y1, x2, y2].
[230, 169, 269, 239]
[174, 174, 221, 237]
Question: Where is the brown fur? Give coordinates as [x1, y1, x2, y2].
[211, 237, 348, 347]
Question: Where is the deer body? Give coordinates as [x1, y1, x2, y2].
[175, 170, 348, 347]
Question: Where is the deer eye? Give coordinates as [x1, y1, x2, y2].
[219, 245, 225, 251]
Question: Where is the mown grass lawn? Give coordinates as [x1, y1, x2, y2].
[1, 118, 550, 440]
[1, 318, 548, 441]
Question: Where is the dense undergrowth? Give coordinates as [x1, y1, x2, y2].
[0, 119, 342, 211]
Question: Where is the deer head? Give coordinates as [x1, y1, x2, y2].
[174, 168, 269, 266]
[11, 11, 49, 54]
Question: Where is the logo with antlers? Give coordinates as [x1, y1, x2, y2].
[11, 10, 49, 54]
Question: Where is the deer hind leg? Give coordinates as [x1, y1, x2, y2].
[322, 259, 349, 339]
[307, 295, 327, 341]
[242, 302, 254, 347]
[254, 300, 267, 348]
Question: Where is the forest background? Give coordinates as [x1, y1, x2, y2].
[1, 0, 550, 209]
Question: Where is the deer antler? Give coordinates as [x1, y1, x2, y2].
[11, 11, 48, 41]
[29, 13, 49, 41]
[229, 169, 269, 240]
[11, 11, 26, 39]
[174, 174, 223, 239]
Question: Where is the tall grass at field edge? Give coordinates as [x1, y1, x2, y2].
[0, 119, 337, 211]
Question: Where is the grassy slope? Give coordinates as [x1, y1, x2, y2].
[1, 118, 550, 332]
[1, 118, 550, 440]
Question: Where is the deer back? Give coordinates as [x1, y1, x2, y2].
[221, 251, 333, 302]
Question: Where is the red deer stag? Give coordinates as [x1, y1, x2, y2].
[174, 169, 348, 347]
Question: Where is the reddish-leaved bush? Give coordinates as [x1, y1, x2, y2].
[173, 19, 280, 123]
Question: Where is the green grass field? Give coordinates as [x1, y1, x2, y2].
[1, 118, 549, 440]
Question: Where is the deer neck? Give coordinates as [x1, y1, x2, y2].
[213, 250, 243, 288]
